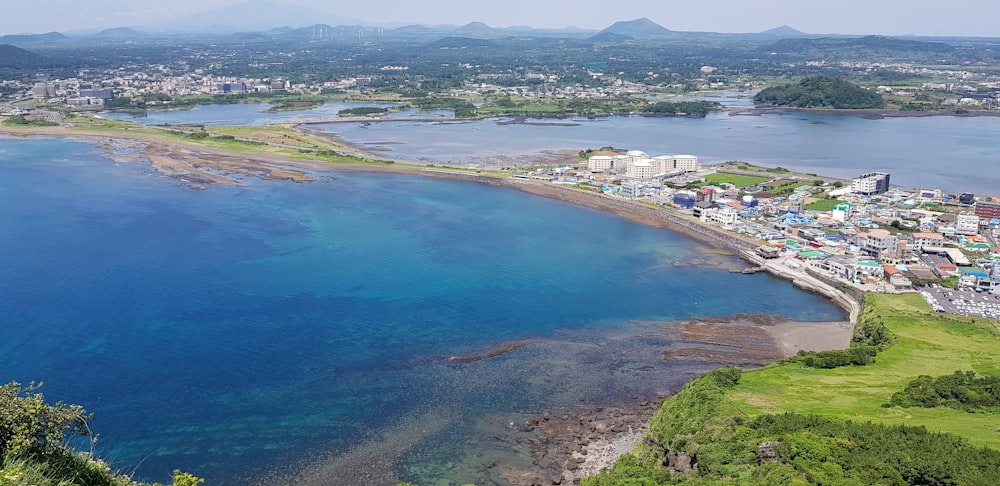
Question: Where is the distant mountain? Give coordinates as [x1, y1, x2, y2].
[764, 35, 955, 56]
[0, 44, 50, 68]
[92, 27, 148, 39]
[0, 32, 69, 44]
[760, 25, 810, 37]
[393, 24, 436, 34]
[155, 0, 364, 33]
[597, 18, 671, 39]
[452, 22, 498, 37]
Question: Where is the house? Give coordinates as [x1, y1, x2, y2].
[911, 232, 944, 252]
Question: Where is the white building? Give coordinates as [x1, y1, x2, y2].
[852, 172, 891, 195]
[653, 155, 700, 174]
[620, 180, 643, 198]
[626, 160, 654, 179]
[956, 213, 980, 236]
[911, 232, 944, 252]
[701, 205, 739, 228]
[831, 202, 854, 223]
[587, 156, 614, 171]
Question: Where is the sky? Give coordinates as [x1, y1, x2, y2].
[2, 0, 999, 37]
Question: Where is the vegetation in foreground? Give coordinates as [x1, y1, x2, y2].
[585, 293, 1000, 485]
[0, 382, 201, 486]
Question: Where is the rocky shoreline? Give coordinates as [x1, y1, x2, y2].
[490, 398, 664, 486]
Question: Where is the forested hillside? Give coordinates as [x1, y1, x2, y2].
[754, 76, 886, 109]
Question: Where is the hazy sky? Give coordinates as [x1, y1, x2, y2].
[3, 0, 999, 37]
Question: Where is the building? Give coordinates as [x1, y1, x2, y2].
[975, 198, 1000, 220]
[587, 155, 633, 172]
[859, 228, 903, 261]
[911, 232, 944, 252]
[626, 160, 653, 179]
[619, 180, 643, 198]
[852, 172, 891, 195]
[587, 156, 614, 171]
[672, 191, 696, 209]
[830, 202, 853, 222]
[32, 83, 56, 98]
[701, 205, 739, 228]
[956, 213, 980, 236]
[79, 88, 114, 100]
[959, 193, 975, 205]
[653, 155, 700, 174]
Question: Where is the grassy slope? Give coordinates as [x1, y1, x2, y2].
[61, 116, 413, 167]
[585, 293, 1000, 484]
[703, 173, 770, 187]
[733, 293, 1000, 449]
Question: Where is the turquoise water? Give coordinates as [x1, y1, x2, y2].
[0, 136, 843, 484]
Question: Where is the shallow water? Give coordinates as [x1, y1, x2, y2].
[0, 136, 843, 484]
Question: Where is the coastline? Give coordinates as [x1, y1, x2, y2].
[1, 123, 858, 484]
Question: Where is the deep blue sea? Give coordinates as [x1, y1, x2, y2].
[0, 136, 843, 484]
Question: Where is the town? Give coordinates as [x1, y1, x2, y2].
[523, 151, 1000, 318]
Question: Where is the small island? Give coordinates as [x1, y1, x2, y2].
[753, 76, 886, 109]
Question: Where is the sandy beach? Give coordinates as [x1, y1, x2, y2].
[1, 121, 858, 485]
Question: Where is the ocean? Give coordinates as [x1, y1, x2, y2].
[0, 136, 843, 484]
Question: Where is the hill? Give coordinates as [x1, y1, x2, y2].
[452, 21, 498, 37]
[92, 27, 147, 39]
[0, 32, 68, 44]
[0, 44, 50, 68]
[586, 293, 1000, 484]
[597, 18, 671, 39]
[754, 76, 885, 109]
[760, 25, 810, 37]
[763, 34, 955, 58]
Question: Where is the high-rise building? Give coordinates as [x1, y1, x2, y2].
[851, 172, 891, 195]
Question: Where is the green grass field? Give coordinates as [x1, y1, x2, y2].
[805, 198, 844, 211]
[704, 173, 770, 187]
[732, 293, 1000, 449]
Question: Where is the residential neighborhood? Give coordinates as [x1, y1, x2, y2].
[531, 154, 1000, 315]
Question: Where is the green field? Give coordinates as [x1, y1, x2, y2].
[585, 293, 1000, 485]
[734, 293, 1000, 448]
[805, 198, 845, 211]
[704, 173, 770, 187]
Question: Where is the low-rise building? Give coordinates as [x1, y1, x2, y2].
[911, 232, 944, 252]
[956, 213, 980, 236]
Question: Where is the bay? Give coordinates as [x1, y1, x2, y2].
[319, 112, 1000, 195]
[0, 136, 842, 484]
[104, 100, 1000, 195]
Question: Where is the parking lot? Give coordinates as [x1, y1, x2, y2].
[920, 286, 1000, 319]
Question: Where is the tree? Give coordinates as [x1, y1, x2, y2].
[0, 381, 92, 459]
[172, 470, 205, 486]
